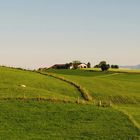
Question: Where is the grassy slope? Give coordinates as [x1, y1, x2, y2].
[85, 68, 140, 74]
[116, 104, 140, 128]
[0, 67, 81, 101]
[0, 67, 140, 139]
[0, 101, 139, 140]
[46, 69, 140, 131]
[46, 69, 140, 104]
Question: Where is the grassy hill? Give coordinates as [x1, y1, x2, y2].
[0, 67, 81, 101]
[46, 69, 140, 104]
[0, 66, 140, 139]
[45, 69, 140, 131]
[85, 68, 140, 74]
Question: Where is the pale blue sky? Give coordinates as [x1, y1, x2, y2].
[0, 0, 140, 69]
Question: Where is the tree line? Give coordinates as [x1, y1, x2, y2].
[94, 61, 119, 71]
[71, 60, 119, 71]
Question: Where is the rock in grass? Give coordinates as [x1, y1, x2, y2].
[19, 84, 26, 88]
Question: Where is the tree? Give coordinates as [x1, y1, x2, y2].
[101, 64, 110, 71]
[72, 60, 81, 69]
[98, 61, 110, 71]
[111, 65, 119, 69]
[99, 61, 107, 68]
[87, 62, 91, 68]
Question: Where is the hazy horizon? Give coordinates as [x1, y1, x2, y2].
[0, 0, 140, 69]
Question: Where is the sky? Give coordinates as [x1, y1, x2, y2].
[0, 0, 140, 69]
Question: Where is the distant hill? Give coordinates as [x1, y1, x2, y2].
[120, 64, 140, 69]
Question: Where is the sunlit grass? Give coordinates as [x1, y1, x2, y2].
[0, 101, 139, 140]
[0, 67, 81, 101]
[84, 68, 140, 73]
[0, 67, 140, 139]
[46, 69, 140, 131]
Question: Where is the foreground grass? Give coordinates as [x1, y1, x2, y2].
[0, 67, 140, 139]
[116, 104, 140, 129]
[0, 101, 139, 140]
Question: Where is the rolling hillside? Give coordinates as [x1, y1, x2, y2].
[45, 69, 140, 131]
[46, 69, 140, 104]
[0, 66, 81, 101]
[0, 67, 140, 139]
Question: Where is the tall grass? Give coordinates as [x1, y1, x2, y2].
[38, 71, 93, 101]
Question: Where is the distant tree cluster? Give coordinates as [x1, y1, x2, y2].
[94, 61, 110, 71]
[94, 61, 119, 71]
[51, 63, 72, 69]
[99, 61, 110, 71]
[111, 65, 119, 69]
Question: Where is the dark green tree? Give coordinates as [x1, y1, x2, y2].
[99, 61, 107, 68]
[101, 64, 110, 71]
[98, 61, 110, 71]
[87, 62, 91, 68]
[111, 65, 119, 69]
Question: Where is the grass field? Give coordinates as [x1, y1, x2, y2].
[45, 69, 140, 136]
[116, 104, 140, 129]
[0, 66, 140, 139]
[46, 69, 140, 104]
[0, 101, 140, 140]
[85, 68, 140, 74]
[0, 67, 81, 101]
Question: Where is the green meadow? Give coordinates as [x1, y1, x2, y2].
[46, 69, 140, 104]
[0, 67, 81, 101]
[0, 101, 140, 140]
[45, 69, 140, 136]
[0, 66, 140, 139]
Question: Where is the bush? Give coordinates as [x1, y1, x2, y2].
[111, 65, 119, 69]
[101, 64, 110, 71]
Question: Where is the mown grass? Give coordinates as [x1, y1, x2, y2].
[116, 104, 140, 129]
[46, 69, 140, 132]
[0, 67, 81, 101]
[47, 69, 140, 104]
[85, 68, 140, 74]
[0, 67, 140, 139]
[0, 100, 139, 140]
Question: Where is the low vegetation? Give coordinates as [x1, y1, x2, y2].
[46, 69, 140, 134]
[0, 66, 81, 101]
[46, 69, 140, 104]
[38, 71, 92, 101]
[0, 101, 140, 140]
[0, 66, 140, 139]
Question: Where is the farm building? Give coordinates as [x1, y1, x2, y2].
[77, 63, 87, 68]
[51, 63, 87, 69]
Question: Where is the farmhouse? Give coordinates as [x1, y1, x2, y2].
[51, 63, 87, 69]
[78, 63, 87, 68]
